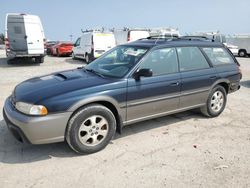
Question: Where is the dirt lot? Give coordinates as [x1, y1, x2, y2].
[0, 50, 249, 188]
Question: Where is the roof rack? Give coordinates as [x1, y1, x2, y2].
[81, 28, 106, 33]
[174, 35, 215, 42]
[139, 34, 179, 40]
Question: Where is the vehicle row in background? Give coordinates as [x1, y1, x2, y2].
[5, 13, 46, 63]
[192, 31, 239, 56]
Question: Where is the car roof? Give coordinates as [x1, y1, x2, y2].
[122, 38, 225, 48]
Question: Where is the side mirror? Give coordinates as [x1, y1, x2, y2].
[133, 68, 153, 81]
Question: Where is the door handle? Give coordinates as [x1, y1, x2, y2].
[28, 42, 33, 44]
[170, 82, 179, 86]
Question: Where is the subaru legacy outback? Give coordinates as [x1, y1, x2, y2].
[3, 37, 242, 154]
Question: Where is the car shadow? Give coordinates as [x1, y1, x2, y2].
[0, 57, 40, 68]
[0, 110, 205, 164]
[240, 80, 250, 88]
[65, 57, 86, 65]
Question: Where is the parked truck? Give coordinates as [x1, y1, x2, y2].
[227, 34, 250, 57]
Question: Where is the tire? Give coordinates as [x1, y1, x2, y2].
[200, 85, 227, 117]
[66, 104, 116, 154]
[35, 56, 44, 64]
[57, 49, 60, 57]
[85, 53, 91, 64]
[72, 52, 76, 60]
[238, 50, 246, 57]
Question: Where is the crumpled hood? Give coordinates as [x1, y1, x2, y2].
[13, 68, 111, 104]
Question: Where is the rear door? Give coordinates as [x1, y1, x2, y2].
[126, 47, 181, 123]
[93, 33, 115, 58]
[25, 22, 44, 54]
[177, 46, 217, 108]
[7, 17, 28, 52]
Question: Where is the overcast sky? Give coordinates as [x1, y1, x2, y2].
[1, 0, 250, 41]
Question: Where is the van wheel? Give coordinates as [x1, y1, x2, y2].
[57, 49, 60, 57]
[85, 53, 91, 64]
[200, 85, 227, 117]
[238, 50, 246, 57]
[66, 104, 116, 154]
[72, 52, 76, 59]
[35, 57, 44, 64]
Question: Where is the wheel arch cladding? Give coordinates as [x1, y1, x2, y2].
[217, 82, 229, 93]
[67, 100, 122, 135]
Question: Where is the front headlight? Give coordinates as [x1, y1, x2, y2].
[15, 102, 48, 116]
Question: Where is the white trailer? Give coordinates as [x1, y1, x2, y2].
[227, 34, 250, 57]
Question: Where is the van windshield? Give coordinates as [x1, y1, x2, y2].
[85, 46, 149, 78]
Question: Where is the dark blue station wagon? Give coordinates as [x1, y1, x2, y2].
[3, 38, 242, 154]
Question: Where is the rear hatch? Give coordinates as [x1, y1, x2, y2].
[93, 33, 116, 58]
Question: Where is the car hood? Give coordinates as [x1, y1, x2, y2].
[13, 68, 112, 104]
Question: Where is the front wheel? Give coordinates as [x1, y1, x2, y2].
[200, 85, 227, 117]
[66, 104, 116, 154]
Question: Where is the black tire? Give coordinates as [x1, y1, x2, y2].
[72, 52, 76, 60]
[85, 53, 91, 64]
[200, 85, 227, 117]
[66, 104, 116, 154]
[57, 49, 60, 57]
[35, 56, 44, 64]
[238, 50, 246, 57]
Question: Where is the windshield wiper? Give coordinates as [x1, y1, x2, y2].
[85, 68, 105, 78]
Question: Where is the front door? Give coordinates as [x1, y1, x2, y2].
[126, 47, 181, 123]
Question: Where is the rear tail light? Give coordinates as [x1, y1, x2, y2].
[43, 39, 46, 48]
[91, 36, 94, 51]
[5, 38, 10, 49]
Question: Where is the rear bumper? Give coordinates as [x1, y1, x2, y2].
[3, 97, 71, 144]
[229, 81, 241, 93]
[6, 50, 45, 58]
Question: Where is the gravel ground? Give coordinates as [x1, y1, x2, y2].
[0, 50, 250, 188]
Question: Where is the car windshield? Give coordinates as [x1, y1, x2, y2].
[85, 45, 149, 78]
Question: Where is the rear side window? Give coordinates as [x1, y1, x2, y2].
[202, 47, 235, 66]
[139, 48, 178, 76]
[177, 47, 210, 71]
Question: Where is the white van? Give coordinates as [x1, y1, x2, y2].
[72, 30, 116, 63]
[5, 13, 46, 63]
[113, 28, 150, 45]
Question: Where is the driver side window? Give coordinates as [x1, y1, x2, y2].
[139, 48, 178, 76]
[75, 38, 80, 46]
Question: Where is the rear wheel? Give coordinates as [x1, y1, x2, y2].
[57, 49, 60, 57]
[35, 56, 44, 64]
[72, 52, 76, 59]
[200, 85, 227, 117]
[66, 104, 116, 154]
[238, 50, 247, 57]
[85, 53, 90, 63]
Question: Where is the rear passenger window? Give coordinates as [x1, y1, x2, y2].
[140, 48, 178, 76]
[202, 47, 234, 66]
[177, 47, 210, 71]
